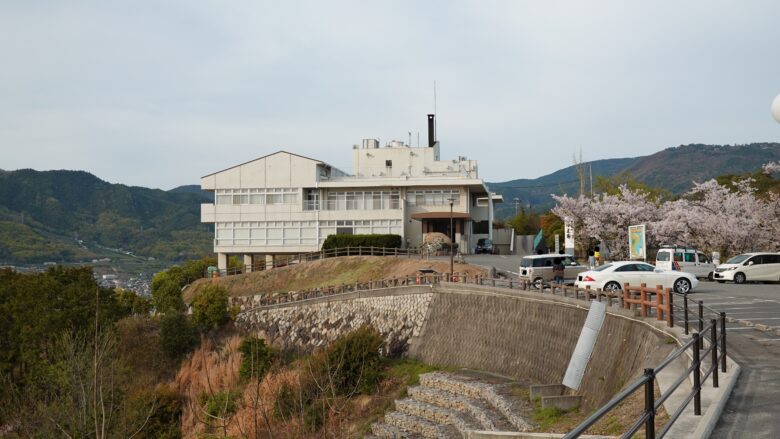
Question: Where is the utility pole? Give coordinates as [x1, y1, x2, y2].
[448, 198, 456, 280]
[514, 197, 520, 216]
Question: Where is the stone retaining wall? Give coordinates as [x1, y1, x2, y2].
[235, 287, 433, 355]
[236, 284, 672, 411]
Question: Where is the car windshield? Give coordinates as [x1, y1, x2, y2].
[726, 254, 751, 264]
[593, 264, 613, 272]
[520, 258, 532, 268]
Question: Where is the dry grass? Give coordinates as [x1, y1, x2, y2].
[184, 256, 487, 301]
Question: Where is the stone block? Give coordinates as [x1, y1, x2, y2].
[541, 395, 581, 411]
[529, 384, 565, 399]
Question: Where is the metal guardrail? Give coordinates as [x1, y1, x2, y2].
[236, 274, 728, 438]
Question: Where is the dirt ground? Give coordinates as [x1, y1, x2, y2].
[184, 256, 486, 301]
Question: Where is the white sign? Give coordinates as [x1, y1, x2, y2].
[564, 220, 575, 250]
[563, 301, 606, 390]
[554, 234, 560, 253]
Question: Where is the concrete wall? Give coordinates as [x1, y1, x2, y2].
[236, 284, 670, 411]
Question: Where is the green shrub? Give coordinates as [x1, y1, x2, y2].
[238, 337, 274, 381]
[321, 234, 402, 250]
[158, 312, 198, 361]
[191, 284, 230, 331]
[199, 390, 241, 420]
[315, 325, 383, 395]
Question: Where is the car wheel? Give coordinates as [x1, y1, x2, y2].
[707, 272, 714, 282]
[734, 272, 746, 284]
[533, 277, 544, 290]
[674, 278, 692, 294]
[603, 281, 621, 294]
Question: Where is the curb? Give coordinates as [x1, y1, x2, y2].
[692, 362, 742, 439]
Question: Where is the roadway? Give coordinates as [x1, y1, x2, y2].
[460, 254, 780, 437]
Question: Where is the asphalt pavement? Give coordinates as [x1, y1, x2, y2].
[459, 254, 780, 437]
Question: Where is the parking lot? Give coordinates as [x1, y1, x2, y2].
[462, 254, 780, 335]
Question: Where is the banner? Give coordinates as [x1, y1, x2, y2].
[628, 224, 646, 261]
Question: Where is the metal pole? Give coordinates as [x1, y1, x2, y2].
[711, 319, 719, 388]
[692, 332, 701, 416]
[698, 301, 704, 333]
[449, 199, 454, 281]
[684, 295, 689, 335]
[720, 312, 727, 373]
[644, 368, 656, 438]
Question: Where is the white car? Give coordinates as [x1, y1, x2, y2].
[713, 252, 780, 284]
[575, 261, 699, 294]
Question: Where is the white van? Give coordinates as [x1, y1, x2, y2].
[655, 247, 716, 280]
[713, 253, 780, 284]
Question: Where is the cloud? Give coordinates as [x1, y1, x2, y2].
[1, 0, 779, 188]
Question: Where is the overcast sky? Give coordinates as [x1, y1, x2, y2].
[2, 1, 780, 189]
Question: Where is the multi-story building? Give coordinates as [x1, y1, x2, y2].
[200, 115, 503, 270]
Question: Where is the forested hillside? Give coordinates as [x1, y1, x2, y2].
[0, 169, 212, 263]
[490, 143, 780, 216]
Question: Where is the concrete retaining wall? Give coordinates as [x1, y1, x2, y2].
[236, 284, 671, 411]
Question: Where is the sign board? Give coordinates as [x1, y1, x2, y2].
[628, 224, 646, 261]
[554, 234, 560, 253]
[564, 220, 575, 250]
[563, 300, 607, 390]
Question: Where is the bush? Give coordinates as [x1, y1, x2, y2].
[151, 277, 185, 314]
[191, 284, 230, 331]
[321, 234, 402, 250]
[199, 390, 241, 419]
[314, 325, 383, 395]
[158, 312, 198, 361]
[238, 337, 274, 381]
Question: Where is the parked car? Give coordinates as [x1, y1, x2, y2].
[712, 252, 780, 284]
[475, 238, 498, 254]
[518, 253, 588, 289]
[575, 261, 699, 294]
[655, 246, 716, 280]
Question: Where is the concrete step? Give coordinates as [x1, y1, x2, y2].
[418, 372, 532, 432]
[408, 385, 512, 431]
[395, 397, 479, 435]
[369, 421, 423, 438]
[383, 411, 459, 439]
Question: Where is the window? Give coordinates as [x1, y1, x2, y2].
[615, 264, 638, 272]
[764, 254, 780, 264]
[385, 160, 392, 167]
[472, 221, 489, 234]
[322, 191, 399, 210]
[674, 252, 683, 262]
[213, 188, 298, 205]
[636, 264, 655, 272]
[697, 253, 709, 263]
[657, 252, 670, 261]
[407, 189, 460, 206]
[684, 253, 696, 263]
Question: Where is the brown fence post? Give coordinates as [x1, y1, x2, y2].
[656, 285, 664, 321]
[667, 288, 674, 327]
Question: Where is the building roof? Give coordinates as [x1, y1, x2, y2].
[201, 150, 348, 178]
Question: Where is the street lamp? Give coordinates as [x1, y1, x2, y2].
[513, 197, 520, 216]
[448, 197, 456, 281]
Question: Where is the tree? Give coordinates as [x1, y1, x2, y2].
[191, 285, 230, 332]
[159, 312, 198, 361]
[507, 207, 540, 235]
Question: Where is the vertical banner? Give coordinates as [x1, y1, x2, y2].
[554, 234, 560, 253]
[564, 219, 575, 255]
[628, 224, 646, 261]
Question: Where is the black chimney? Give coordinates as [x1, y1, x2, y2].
[427, 114, 436, 147]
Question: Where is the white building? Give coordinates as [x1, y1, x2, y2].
[200, 115, 503, 270]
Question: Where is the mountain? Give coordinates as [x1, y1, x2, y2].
[0, 169, 212, 264]
[490, 143, 780, 217]
[168, 184, 214, 202]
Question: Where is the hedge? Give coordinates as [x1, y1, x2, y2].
[321, 234, 402, 250]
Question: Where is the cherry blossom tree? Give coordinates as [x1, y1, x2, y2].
[763, 161, 780, 175]
[552, 185, 661, 259]
[653, 178, 780, 256]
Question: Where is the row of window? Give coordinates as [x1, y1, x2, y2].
[214, 219, 403, 246]
[214, 188, 467, 208]
[407, 189, 461, 206]
[215, 188, 299, 205]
